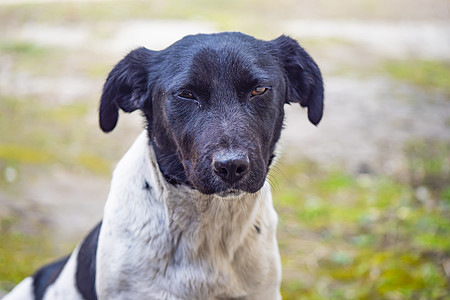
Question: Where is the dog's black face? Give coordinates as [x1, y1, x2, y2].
[99, 32, 323, 196]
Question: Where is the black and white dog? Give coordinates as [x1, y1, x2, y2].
[4, 32, 323, 300]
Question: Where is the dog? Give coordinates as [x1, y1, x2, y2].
[3, 32, 323, 300]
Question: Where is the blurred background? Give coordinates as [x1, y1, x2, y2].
[0, 0, 449, 299]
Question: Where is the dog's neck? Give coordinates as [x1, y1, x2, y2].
[109, 131, 266, 262]
[164, 186, 264, 261]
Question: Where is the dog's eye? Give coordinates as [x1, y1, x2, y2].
[177, 91, 201, 108]
[178, 91, 196, 100]
[251, 86, 268, 97]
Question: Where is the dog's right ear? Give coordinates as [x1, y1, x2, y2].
[99, 47, 154, 132]
[271, 35, 324, 126]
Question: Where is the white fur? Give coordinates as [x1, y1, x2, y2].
[96, 131, 282, 299]
[2, 277, 34, 300]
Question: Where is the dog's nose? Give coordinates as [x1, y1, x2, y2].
[213, 151, 250, 184]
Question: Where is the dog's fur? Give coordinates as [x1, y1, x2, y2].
[3, 32, 323, 300]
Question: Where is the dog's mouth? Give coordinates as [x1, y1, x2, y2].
[216, 189, 245, 198]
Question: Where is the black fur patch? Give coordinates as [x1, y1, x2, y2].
[33, 255, 70, 300]
[76, 221, 102, 300]
[143, 180, 151, 190]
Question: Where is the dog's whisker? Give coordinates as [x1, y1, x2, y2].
[267, 174, 281, 192]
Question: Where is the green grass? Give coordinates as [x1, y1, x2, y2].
[0, 39, 113, 79]
[0, 144, 55, 164]
[273, 158, 449, 299]
[384, 60, 450, 94]
[0, 217, 62, 293]
[0, 40, 65, 76]
[0, 96, 112, 176]
[0, 41, 45, 54]
[404, 139, 450, 194]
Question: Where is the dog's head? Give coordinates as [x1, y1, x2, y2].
[99, 32, 323, 196]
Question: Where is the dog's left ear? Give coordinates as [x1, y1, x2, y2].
[99, 47, 154, 132]
[271, 35, 324, 125]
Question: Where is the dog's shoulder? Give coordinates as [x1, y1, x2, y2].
[33, 255, 70, 300]
[75, 222, 102, 300]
